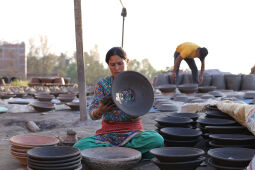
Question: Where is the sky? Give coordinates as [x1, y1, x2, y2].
[0, 0, 255, 74]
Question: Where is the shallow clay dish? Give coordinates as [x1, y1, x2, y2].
[0, 94, 16, 99]
[205, 125, 247, 134]
[155, 116, 193, 127]
[27, 146, 80, 160]
[65, 102, 80, 111]
[197, 118, 236, 127]
[164, 138, 199, 147]
[207, 158, 244, 170]
[28, 157, 81, 167]
[209, 134, 255, 145]
[206, 110, 233, 119]
[208, 141, 255, 149]
[81, 147, 141, 170]
[10, 134, 59, 147]
[160, 127, 202, 140]
[27, 154, 81, 164]
[151, 157, 204, 170]
[149, 147, 205, 162]
[208, 147, 255, 167]
[168, 112, 199, 121]
[28, 160, 81, 170]
[111, 71, 154, 117]
[178, 84, 198, 94]
[198, 86, 216, 93]
[30, 101, 54, 112]
[155, 84, 177, 93]
[8, 100, 29, 105]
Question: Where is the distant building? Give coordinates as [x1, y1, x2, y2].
[0, 42, 26, 79]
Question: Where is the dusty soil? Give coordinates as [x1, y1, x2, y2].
[0, 102, 216, 170]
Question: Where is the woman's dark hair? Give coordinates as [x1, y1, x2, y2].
[105, 47, 127, 64]
[198, 47, 208, 61]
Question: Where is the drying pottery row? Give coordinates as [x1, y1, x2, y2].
[150, 147, 205, 170]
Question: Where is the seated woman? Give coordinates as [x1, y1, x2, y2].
[73, 47, 164, 159]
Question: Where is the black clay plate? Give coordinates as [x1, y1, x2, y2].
[160, 127, 202, 140]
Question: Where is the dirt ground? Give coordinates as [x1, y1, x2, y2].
[0, 102, 216, 170]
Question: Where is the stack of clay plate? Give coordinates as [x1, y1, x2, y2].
[27, 146, 82, 170]
[155, 116, 193, 132]
[150, 147, 205, 170]
[160, 127, 202, 147]
[9, 134, 59, 165]
[207, 147, 255, 170]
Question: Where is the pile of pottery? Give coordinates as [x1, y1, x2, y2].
[207, 147, 255, 170]
[81, 147, 141, 170]
[9, 134, 59, 165]
[150, 147, 205, 170]
[57, 93, 76, 103]
[27, 146, 82, 170]
[153, 96, 178, 112]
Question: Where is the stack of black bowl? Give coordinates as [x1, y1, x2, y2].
[155, 116, 193, 132]
[168, 112, 200, 128]
[150, 147, 205, 170]
[27, 146, 82, 170]
[207, 147, 255, 170]
[208, 134, 255, 148]
[197, 117, 237, 139]
[160, 127, 202, 147]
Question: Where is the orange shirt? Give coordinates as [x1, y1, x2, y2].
[176, 42, 200, 59]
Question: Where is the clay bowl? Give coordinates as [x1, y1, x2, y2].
[178, 84, 198, 94]
[149, 147, 205, 162]
[208, 91, 224, 98]
[206, 110, 233, 119]
[81, 147, 141, 170]
[0, 94, 16, 99]
[8, 100, 30, 105]
[207, 158, 244, 170]
[164, 138, 199, 147]
[11, 154, 27, 165]
[155, 84, 177, 93]
[168, 112, 199, 121]
[209, 134, 255, 145]
[208, 141, 255, 149]
[157, 104, 178, 112]
[27, 146, 80, 161]
[65, 102, 80, 111]
[197, 118, 237, 127]
[27, 153, 81, 164]
[155, 116, 193, 127]
[57, 96, 75, 103]
[27, 165, 83, 170]
[30, 101, 55, 112]
[243, 91, 255, 99]
[207, 147, 255, 167]
[27, 158, 82, 170]
[151, 157, 205, 170]
[154, 123, 168, 130]
[36, 95, 55, 102]
[205, 125, 247, 134]
[111, 71, 154, 117]
[10, 150, 27, 157]
[160, 127, 202, 140]
[198, 86, 216, 93]
[11, 146, 28, 153]
[10, 134, 59, 147]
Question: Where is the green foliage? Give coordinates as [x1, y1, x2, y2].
[66, 52, 110, 85]
[7, 80, 29, 87]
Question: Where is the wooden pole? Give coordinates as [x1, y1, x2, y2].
[74, 0, 87, 121]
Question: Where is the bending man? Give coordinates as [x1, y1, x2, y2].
[170, 42, 208, 85]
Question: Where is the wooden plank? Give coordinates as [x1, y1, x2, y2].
[74, 0, 87, 121]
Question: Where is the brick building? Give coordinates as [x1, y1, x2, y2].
[0, 42, 26, 80]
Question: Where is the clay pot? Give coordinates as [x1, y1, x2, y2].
[64, 77, 71, 84]
[178, 84, 198, 94]
[225, 74, 242, 91]
[182, 73, 193, 84]
[200, 74, 212, 86]
[241, 74, 255, 90]
[154, 74, 170, 86]
[211, 74, 226, 90]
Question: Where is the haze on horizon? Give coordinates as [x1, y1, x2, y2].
[0, 0, 254, 74]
